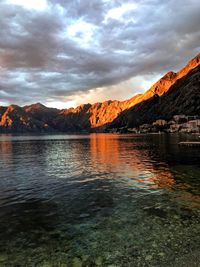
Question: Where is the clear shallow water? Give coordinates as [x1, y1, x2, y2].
[0, 133, 200, 267]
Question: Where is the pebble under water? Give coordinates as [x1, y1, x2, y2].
[0, 133, 200, 267]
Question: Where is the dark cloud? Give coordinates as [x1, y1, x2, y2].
[0, 0, 200, 107]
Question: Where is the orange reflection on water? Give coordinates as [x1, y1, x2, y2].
[151, 171, 176, 189]
[89, 133, 176, 190]
[0, 141, 13, 165]
[175, 190, 200, 209]
[90, 134, 120, 165]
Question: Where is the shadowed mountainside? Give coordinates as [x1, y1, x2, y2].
[108, 64, 200, 130]
[0, 53, 200, 133]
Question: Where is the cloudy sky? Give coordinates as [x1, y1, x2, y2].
[0, 0, 199, 108]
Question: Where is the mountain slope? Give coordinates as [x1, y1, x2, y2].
[55, 53, 200, 131]
[0, 105, 54, 132]
[0, 53, 199, 133]
[126, 53, 200, 105]
[108, 64, 200, 129]
[57, 94, 142, 131]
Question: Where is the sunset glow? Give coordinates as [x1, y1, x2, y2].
[0, 1, 200, 266]
[0, 0, 199, 108]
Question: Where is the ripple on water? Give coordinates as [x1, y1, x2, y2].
[0, 133, 200, 266]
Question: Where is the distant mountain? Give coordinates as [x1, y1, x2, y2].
[0, 53, 199, 133]
[0, 104, 55, 132]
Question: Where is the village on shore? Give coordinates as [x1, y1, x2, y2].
[109, 115, 200, 134]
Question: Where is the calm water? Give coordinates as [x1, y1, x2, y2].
[0, 133, 200, 267]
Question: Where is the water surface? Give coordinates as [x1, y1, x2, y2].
[0, 133, 200, 267]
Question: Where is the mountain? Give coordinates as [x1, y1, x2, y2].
[109, 63, 200, 129]
[0, 105, 49, 132]
[0, 53, 199, 133]
[123, 53, 200, 106]
[56, 94, 143, 131]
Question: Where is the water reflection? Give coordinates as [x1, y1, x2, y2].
[0, 134, 199, 266]
[151, 171, 175, 189]
[90, 134, 121, 165]
[0, 141, 13, 167]
[89, 134, 177, 191]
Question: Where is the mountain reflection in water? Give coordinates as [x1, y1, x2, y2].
[0, 133, 199, 267]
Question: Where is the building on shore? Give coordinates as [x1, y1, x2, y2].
[108, 114, 200, 134]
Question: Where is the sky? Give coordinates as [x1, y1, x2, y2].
[0, 0, 200, 109]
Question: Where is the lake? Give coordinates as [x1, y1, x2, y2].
[0, 133, 200, 267]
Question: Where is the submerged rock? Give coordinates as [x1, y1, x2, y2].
[73, 257, 82, 267]
[144, 207, 167, 218]
[145, 255, 153, 261]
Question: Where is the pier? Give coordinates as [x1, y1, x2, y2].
[179, 141, 200, 147]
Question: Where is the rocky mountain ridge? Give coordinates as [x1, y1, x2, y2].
[109, 64, 200, 130]
[0, 53, 199, 133]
